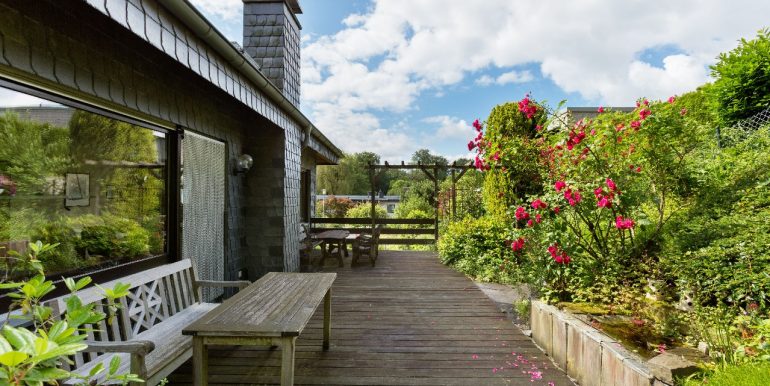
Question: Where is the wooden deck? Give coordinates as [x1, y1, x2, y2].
[168, 250, 573, 385]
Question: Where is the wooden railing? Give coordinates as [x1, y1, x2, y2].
[310, 217, 437, 245]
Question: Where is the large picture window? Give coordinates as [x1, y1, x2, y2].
[0, 85, 168, 279]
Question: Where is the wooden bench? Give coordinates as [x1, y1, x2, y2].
[182, 272, 336, 386]
[44, 259, 249, 385]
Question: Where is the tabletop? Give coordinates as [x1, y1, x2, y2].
[182, 272, 336, 338]
[314, 230, 350, 240]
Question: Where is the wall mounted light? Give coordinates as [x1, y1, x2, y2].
[234, 154, 253, 175]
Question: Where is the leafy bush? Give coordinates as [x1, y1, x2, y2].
[0, 241, 139, 385]
[684, 361, 770, 386]
[438, 216, 523, 283]
[317, 196, 355, 218]
[345, 203, 387, 219]
[709, 29, 770, 126]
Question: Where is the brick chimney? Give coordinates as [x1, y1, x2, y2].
[243, 0, 302, 107]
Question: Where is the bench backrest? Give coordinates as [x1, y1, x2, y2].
[45, 259, 200, 368]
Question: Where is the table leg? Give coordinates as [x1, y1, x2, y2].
[337, 241, 344, 267]
[319, 241, 328, 267]
[193, 336, 208, 386]
[323, 288, 332, 350]
[281, 337, 297, 386]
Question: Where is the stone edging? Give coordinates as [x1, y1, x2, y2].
[531, 301, 657, 386]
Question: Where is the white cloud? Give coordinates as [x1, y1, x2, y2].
[424, 116, 472, 139]
[190, 0, 770, 160]
[475, 70, 534, 86]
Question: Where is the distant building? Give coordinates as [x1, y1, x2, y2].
[0, 106, 74, 127]
[567, 107, 635, 124]
[317, 194, 401, 217]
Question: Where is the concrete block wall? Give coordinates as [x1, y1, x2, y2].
[0, 0, 316, 280]
[243, 0, 301, 106]
[531, 301, 655, 386]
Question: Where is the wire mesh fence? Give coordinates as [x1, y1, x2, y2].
[718, 107, 770, 147]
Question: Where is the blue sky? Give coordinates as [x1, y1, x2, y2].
[193, 1, 769, 162]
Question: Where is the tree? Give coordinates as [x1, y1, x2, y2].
[410, 149, 449, 180]
[709, 29, 770, 126]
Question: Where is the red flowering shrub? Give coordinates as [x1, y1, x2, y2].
[468, 94, 705, 302]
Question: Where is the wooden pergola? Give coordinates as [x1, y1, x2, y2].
[367, 161, 475, 241]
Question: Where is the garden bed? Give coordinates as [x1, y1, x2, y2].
[531, 301, 708, 386]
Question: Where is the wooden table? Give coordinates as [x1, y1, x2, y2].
[314, 229, 349, 267]
[182, 272, 336, 386]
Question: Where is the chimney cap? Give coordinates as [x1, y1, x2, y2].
[243, 0, 302, 14]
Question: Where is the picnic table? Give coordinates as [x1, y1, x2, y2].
[182, 272, 336, 386]
[314, 229, 351, 267]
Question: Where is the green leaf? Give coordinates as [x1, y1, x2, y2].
[2, 326, 33, 352]
[88, 362, 105, 377]
[0, 351, 28, 367]
[34, 343, 87, 362]
[0, 336, 11, 354]
[109, 355, 121, 374]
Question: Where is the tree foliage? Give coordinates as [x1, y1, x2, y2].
[709, 29, 770, 126]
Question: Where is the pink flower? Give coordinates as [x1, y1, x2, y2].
[606, 178, 617, 192]
[531, 199, 548, 210]
[597, 196, 612, 208]
[554, 181, 566, 192]
[536, 124, 542, 131]
[511, 238, 526, 252]
[535, 214, 542, 224]
[639, 108, 651, 120]
[492, 151, 500, 161]
[615, 216, 635, 230]
[515, 206, 530, 221]
[473, 119, 482, 131]
[467, 141, 476, 151]
[667, 95, 676, 104]
[548, 244, 571, 264]
[636, 166, 642, 173]
[518, 95, 538, 119]
[590, 129, 596, 135]
[631, 120, 641, 130]
[597, 106, 604, 113]
[526, 219, 534, 228]
[593, 187, 604, 198]
[553, 206, 560, 214]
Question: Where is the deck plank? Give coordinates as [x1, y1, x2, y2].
[168, 250, 573, 385]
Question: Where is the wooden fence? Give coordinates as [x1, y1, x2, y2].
[310, 217, 437, 245]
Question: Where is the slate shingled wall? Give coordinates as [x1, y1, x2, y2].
[0, 0, 330, 279]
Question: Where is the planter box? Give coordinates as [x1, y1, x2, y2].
[531, 301, 655, 386]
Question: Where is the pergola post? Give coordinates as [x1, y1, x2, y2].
[369, 163, 376, 232]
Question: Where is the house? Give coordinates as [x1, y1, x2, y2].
[316, 194, 402, 217]
[0, 0, 342, 300]
[567, 106, 635, 124]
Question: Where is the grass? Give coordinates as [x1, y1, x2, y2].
[682, 362, 770, 386]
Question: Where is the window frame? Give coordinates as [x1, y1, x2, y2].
[0, 77, 182, 307]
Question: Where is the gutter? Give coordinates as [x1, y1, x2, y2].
[155, 0, 344, 160]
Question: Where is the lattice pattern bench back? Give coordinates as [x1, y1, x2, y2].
[45, 259, 200, 369]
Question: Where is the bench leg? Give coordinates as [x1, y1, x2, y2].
[323, 288, 332, 350]
[281, 337, 296, 386]
[193, 337, 208, 386]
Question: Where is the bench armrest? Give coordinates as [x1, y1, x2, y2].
[83, 340, 155, 355]
[196, 280, 251, 290]
[83, 340, 154, 380]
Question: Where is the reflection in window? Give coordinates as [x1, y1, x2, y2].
[0, 87, 167, 278]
